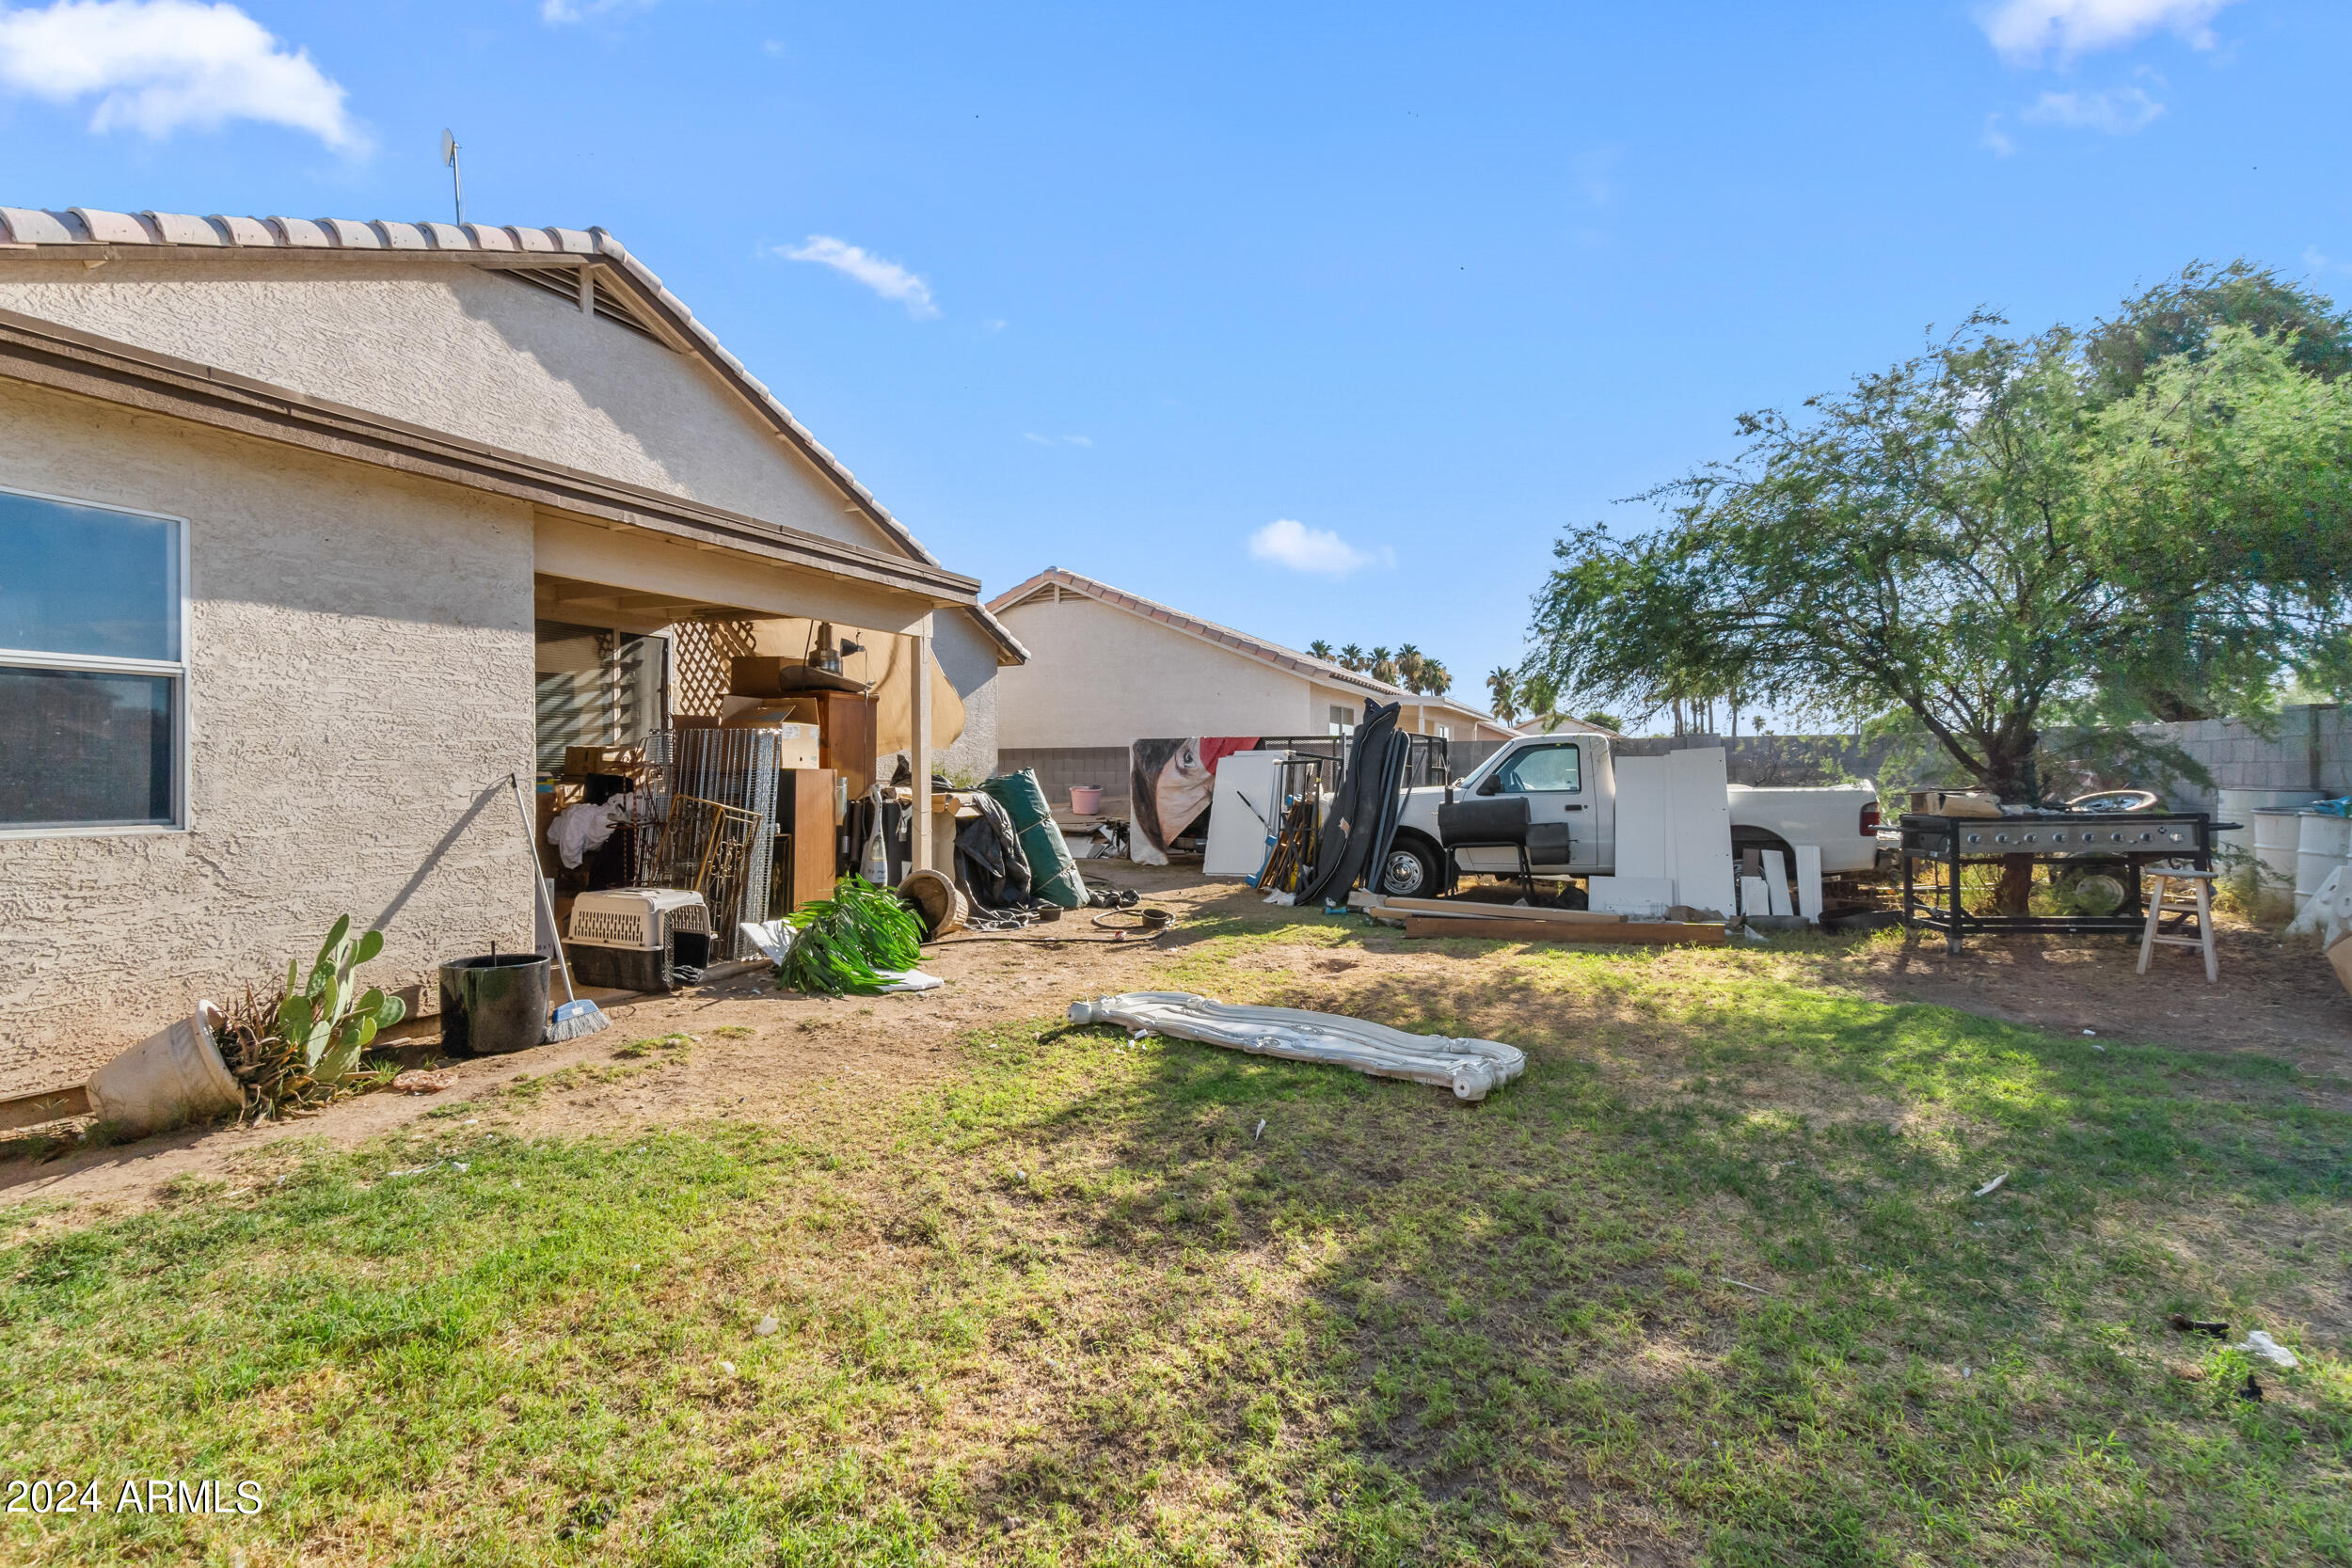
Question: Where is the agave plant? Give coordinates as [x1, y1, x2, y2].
[277, 915, 405, 1084]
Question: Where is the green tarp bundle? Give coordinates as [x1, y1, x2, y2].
[980, 768, 1088, 909]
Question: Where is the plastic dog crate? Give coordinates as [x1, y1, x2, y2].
[564, 887, 713, 992]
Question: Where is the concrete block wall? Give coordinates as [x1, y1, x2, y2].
[997, 747, 1133, 813]
[2135, 705, 2350, 810]
[1606, 706, 2351, 804]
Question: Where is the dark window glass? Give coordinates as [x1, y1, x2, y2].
[1494, 743, 1581, 794]
[0, 668, 174, 829]
[0, 491, 178, 660]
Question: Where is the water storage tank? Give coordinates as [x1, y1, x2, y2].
[2250, 808, 2305, 899]
[2295, 811, 2351, 915]
[2214, 788, 2319, 871]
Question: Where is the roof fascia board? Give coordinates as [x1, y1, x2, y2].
[0, 305, 979, 606]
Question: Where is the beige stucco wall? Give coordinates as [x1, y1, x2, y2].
[0, 378, 537, 1095]
[930, 610, 1004, 783]
[994, 594, 1329, 748]
[0, 256, 907, 558]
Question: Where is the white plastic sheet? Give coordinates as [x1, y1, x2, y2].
[1068, 991, 1526, 1101]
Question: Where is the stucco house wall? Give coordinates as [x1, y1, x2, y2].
[0, 376, 535, 1096]
[931, 610, 1003, 783]
[994, 594, 1317, 750]
[0, 258, 903, 558]
[0, 220, 1017, 1096]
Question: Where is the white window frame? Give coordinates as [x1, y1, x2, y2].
[0, 483, 191, 839]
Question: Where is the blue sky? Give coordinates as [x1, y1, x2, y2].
[2, 0, 2347, 727]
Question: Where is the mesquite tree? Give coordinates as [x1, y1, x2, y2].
[1525, 307, 2352, 822]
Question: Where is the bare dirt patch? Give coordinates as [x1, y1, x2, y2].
[9, 866, 2346, 1219]
[1803, 920, 2352, 1073]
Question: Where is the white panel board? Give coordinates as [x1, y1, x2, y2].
[1588, 876, 1675, 916]
[1740, 874, 1772, 919]
[1793, 844, 1824, 925]
[1665, 747, 1737, 919]
[1612, 755, 1674, 882]
[1202, 751, 1287, 877]
[1760, 849, 1793, 915]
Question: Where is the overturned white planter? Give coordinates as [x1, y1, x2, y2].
[1068, 991, 1526, 1101]
[87, 1003, 244, 1136]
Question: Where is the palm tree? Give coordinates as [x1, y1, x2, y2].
[1486, 668, 1518, 721]
[1394, 643, 1425, 691]
[1419, 657, 1451, 696]
[1308, 640, 1335, 661]
[1338, 643, 1366, 672]
[1370, 646, 1399, 685]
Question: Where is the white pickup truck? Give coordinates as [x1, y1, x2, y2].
[1374, 732, 1881, 900]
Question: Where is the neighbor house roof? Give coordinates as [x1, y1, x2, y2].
[988, 565, 1515, 729]
[0, 204, 1024, 643]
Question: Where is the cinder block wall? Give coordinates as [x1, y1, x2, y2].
[1610, 707, 2351, 802]
[996, 747, 1133, 811]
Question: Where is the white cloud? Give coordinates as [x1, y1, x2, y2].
[2021, 85, 2165, 133]
[2305, 247, 2352, 277]
[1573, 147, 1618, 209]
[778, 234, 938, 319]
[1980, 0, 2234, 63]
[1981, 114, 2018, 155]
[540, 0, 654, 23]
[1247, 518, 1392, 576]
[1022, 432, 1090, 447]
[0, 0, 362, 150]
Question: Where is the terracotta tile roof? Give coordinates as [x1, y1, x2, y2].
[0, 205, 958, 578]
[987, 566, 1517, 728]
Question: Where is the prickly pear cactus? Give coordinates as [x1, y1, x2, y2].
[277, 914, 406, 1084]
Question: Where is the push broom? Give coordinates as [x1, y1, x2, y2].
[508, 772, 612, 1042]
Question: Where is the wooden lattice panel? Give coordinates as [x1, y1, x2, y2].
[671, 618, 758, 718]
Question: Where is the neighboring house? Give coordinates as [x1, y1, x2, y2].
[986, 566, 1521, 803]
[0, 205, 1017, 1095]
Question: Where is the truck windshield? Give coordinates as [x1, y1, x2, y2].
[1492, 743, 1580, 794]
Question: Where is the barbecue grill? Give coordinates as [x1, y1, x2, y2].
[1899, 811, 2233, 953]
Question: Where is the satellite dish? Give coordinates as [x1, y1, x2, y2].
[439, 128, 456, 166]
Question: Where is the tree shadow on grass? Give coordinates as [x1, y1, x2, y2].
[919, 952, 2352, 1565]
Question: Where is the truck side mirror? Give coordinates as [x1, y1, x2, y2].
[1475, 775, 1502, 797]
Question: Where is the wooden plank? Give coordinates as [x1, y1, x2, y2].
[0, 1084, 89, 1132]
[1401, 915, 1725, 946]
[1370, 894, 1624, 925]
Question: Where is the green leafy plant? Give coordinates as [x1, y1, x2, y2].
[277, 915, 405, 1085]
[777, 877, 925, 996]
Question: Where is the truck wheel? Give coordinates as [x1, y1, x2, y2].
[1378, 835, 1442, 899]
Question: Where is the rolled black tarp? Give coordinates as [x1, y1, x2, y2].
[1298, 700, 1402, 907]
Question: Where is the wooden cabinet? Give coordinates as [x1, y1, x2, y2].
[812, 694, 878, 799]
[773, 768, 838, 913]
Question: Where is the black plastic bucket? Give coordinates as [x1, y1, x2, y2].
[438, 954, 550, 1056]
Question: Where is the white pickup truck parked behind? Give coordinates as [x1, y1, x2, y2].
[1374, 733, 1881, 904]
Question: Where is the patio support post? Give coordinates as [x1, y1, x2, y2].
[912, 614, 934, 871]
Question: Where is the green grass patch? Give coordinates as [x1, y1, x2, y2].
[1, 933, 2345, 1563]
